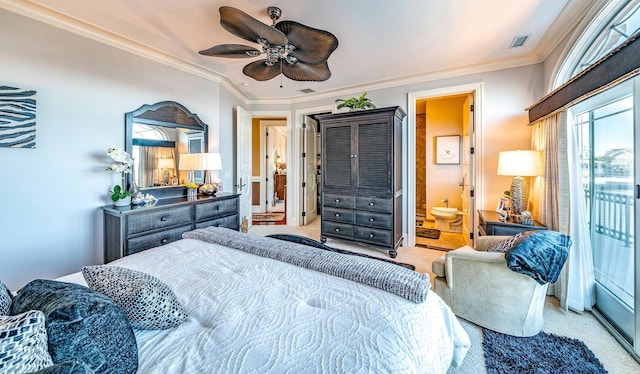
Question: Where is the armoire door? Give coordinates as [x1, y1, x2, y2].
[355, 120, 391, 192]
[323, 123, 352, 189]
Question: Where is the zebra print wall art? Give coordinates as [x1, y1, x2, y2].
[0, 85, 37, 149]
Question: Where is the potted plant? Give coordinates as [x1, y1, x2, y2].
[106, 147, 134, 207]
[335, 92, 376, 111]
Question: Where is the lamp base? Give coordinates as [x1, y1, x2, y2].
[510, 176, 529, 215]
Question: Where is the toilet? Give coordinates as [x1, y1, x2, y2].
[430, 207, 463, 233]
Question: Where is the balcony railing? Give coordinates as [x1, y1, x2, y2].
[585, 189, 634, 246]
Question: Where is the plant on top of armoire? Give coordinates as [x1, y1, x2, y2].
[335, 92, 376, 111]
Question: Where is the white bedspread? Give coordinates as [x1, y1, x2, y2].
[59, 238, 470, 373]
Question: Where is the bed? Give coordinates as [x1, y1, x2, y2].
[9, 227, 470, 373]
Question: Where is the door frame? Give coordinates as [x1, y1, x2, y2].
[247, 110, 292, 221]
[294, 105, 335, 226]
[406, 83, 484, 246]
[258, 120, 287, 213]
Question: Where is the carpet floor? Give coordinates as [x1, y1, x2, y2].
[252, 212, 285, 222]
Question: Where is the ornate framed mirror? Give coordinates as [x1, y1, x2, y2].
[125, 101, 208, 198]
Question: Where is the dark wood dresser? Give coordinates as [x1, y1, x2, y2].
[316, 106, 405, 258]
[478, 210, 547, 236]
[102, 193, 239, 263]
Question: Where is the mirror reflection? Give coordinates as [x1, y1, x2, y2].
[125, 101, 208, 190]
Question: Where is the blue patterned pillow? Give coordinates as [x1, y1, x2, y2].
[10, 279, 138, 374]
[0, 310, 53, 373]
[29, 359, 94, 374]
[0, 280, 11, 315]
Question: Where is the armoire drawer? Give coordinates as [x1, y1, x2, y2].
[355, 211, 393, 230]
[323, 193, 354, 209]
[323, 207, 355, 224]
[126, 224, 193, 255]
[355, 196, 393, 213]
[127, 206, 192, 235]
[322, 221, 354, 239]
[354, 226, 393, 247]
[195, 198, 238, 221]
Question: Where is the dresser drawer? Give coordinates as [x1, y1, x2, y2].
[323, 207, 355, 224]
[355, 211, 393, 230]
[126, 224, 193, 255]
[323, 193, 354, 209]
[355, 226, 393, 247]
[195, 214, 239, 230]
[355, 196, 393, 213]
[322, 221, 354, 239]
[127, 206, 192, 235]
[195, 198, 238, 221]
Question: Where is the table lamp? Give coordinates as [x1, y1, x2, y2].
[157, 158, 175, 185]
[178, 153, 198, 185]
[193, 153, 223, 195]
[497, 150, 543, 215]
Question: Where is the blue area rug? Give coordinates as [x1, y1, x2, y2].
[482, 329, 607, 373]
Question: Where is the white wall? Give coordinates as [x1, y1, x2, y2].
[0, 10, 231, 290]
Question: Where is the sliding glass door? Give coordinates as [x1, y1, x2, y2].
[571, 78, 637, 348]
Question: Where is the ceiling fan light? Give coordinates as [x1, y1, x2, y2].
[286, 55, 298, 64]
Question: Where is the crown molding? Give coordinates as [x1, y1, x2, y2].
[0, 0, 250, 104]
[534, 0, 606, 61]
[246, 53, 542, 107]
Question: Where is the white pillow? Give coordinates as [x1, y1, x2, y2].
[0, 310, 54, 372]
[82, 265, 187, 330]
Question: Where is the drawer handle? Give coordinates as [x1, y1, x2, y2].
[369, 234, 375, 238]
[161, 238, 168, 244]
[369, 218, 374, 222]
[335, 228, 340, 232]
[368, 202, 374, 206]
[335, 198, 340, 203]
[216, 206, 221, 210]
[335, 213, 340, 217]
[160, 216, 168, 222]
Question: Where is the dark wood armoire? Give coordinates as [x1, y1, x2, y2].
[317, 106, 406, 258]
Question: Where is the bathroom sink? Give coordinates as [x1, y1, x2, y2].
[432, 207, 458, 214]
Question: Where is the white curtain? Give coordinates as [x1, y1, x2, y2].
[530, 111, 596, 312]
[565, 111, 596, 312]
[531, 112, 569, 310]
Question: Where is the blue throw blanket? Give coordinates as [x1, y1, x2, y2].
[505, 231, 571, 285]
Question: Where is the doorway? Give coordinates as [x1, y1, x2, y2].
[407, 83, 483, 247]
[414, 95, 473, 250]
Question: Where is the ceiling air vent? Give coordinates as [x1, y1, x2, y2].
[510, 35, 530, 49]
[300, 88, 315, 94]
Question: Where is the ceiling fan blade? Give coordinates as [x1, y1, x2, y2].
[275, 21, 338, 65]
[243, 60, 282, 81]
[219, 6, 288, 46]
[282, 61, 332, 81]
[198, 44, 261, 58]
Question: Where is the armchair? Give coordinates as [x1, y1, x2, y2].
[431, 236, 548, 337]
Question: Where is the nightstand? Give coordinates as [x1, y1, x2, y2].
[478, 210, 547, 236]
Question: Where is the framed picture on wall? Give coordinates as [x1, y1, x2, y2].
[435, 135, 460, 164]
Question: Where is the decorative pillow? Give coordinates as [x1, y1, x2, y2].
[0, 280, 11, 315]
[0, 310, 54, 373]
[10, 279, 138, 374]
[82, 265, 187, 330]
[487, 231, 533, 252]
[29, 359, 94, 374]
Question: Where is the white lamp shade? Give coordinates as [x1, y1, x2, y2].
[198, 153, 223, 171]
[497, 150, 543, 177]
[157, 158, 175, 169]
[178, 154, 198, 170]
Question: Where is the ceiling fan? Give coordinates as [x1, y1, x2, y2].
[199, 6, 339, 83]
